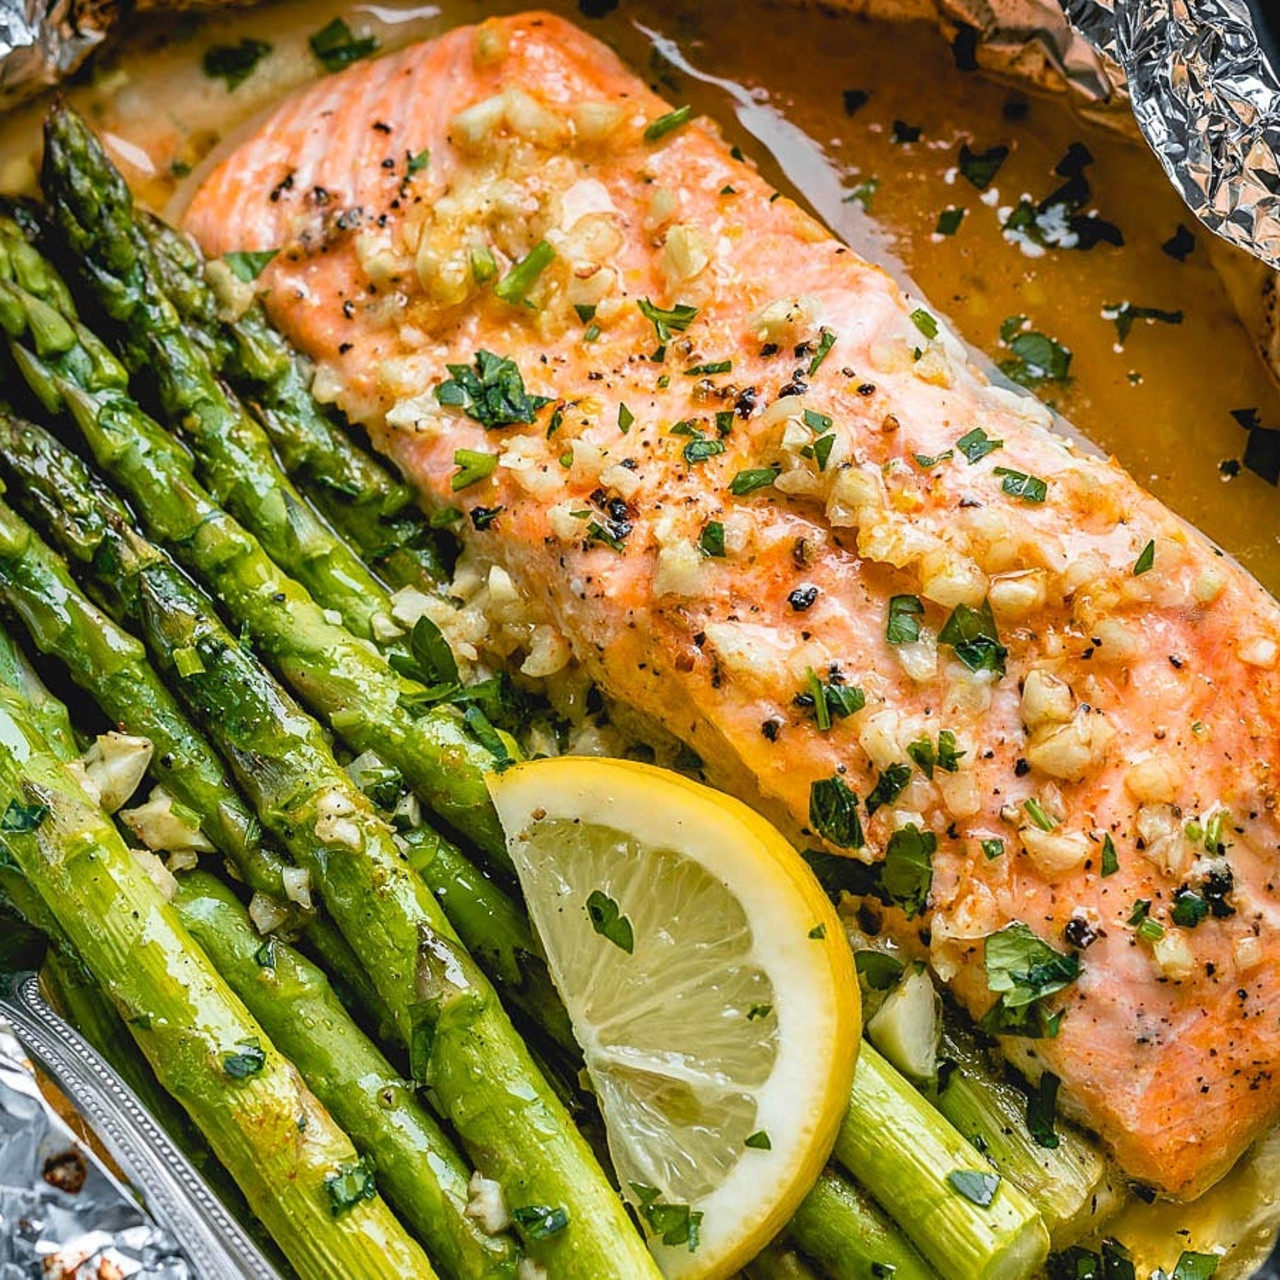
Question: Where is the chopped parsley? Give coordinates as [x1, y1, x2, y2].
[936, 207, 966, 236]
[913, 449, 954, 468]
[993, 467, 1048, 503]
[222, 1040, 267, 1079]
[747, 1003, 773, 1021]
[949, 1170, 1001, 1207]
[511, 1205, 570, 1239]
[1023, 798, 1057, 831]
[809, 775, 865, 849]
[406, 148, 430, 176]
[880, 823, 936, 918]
[638, 297, 698, 342]
[469, 505, 503, 532]
[644, 104, 693, 143]
[683, 436, 726, 465]
[802, 668, 865, 729]
[980, 922, 1080, 1038]
[1000, 331, 1072, 388]
[574, 303, 597, 324]
[618, 403, 634, 433]
[435, 351, 551, 429]
[842, 89, 870, 115]
[907, 730, 963, 778]
[685, 360, 732, 376]
[699, 521, 726, 557]
[890, 119, 922, 144]
[744, 1130, 772, 1150]
[956, 427, 1003, 463]
[309, 17, 379, 72]
[586, 890, 634, 954]
[203, 38, 272, 91]
[958, 142, 1009, 191]
[1102, 302, 1183, 345]
[1027, 1070, 1061, 1148]
[451, 448, 497, 492]
[808, 923, 827, 939]
[630, 1184, 702, 1252]
[808, 328, 838, 375]
[729, 467, 777, 496]
[222, 249, 278, 282]
[865, 762, 912, 815]
[1170, 1252, 1220, 1280]
[494, 240, 555, 307]
[813, 433, 836, 471]
[1170, 889, 1209, 929]
[803, 408, 833, 433]
[843, 179, 880, 210]
[1100, 834, 1119, 876]
[254, 939, 277, 970]
[1133, 540, 1155, 576]
[855, 950, 905, 990]
[982, 838, 1005, 861]
[910, 308, 939, 340]
[1, 800, 48, 833]
[324, 1158, 378, 1216]
[939, 599, 1007, 677]
[886, 594, 924, 645]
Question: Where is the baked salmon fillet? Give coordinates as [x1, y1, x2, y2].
[185, 11, 1280, 1200]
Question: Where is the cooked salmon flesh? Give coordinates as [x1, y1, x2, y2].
[184, 11, 1280, 1200]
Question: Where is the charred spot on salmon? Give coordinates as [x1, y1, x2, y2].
[788, 585, 819, 612]
[980, 922, 1080, 1038]
[436, 351, 552, 429]
[809, 775, 865, 849]
[761, 719, 781, 742]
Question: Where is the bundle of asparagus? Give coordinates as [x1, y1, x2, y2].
[0, 102, 1118, 1280]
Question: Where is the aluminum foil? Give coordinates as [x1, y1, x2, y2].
[0, 1017, 191, 1279]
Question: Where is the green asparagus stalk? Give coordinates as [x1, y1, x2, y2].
[936, 1027, 1115, 1249]
[742, 1242, 824, 1280]
[0, 417, 657, 1276]
[0, 410, 570, 1050]
[0, 646, 437, 1279]
[39, 106, 404, 649]
[836, 1043, 1048, 1280]
[140, 211, 450, 595]
[789, 1169, 935, 1280]
[174, 870, 522, 1280]
[0, 256, 506, 861]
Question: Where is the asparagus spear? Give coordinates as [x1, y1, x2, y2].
[788, 1170, 935, 1280]
[0, 646, 437, 1279]
[0, 410, 570, 1050]
[0, 256, 506, 860]
[140, 210, 450, 595]
[39, 107, 403, 649]
[0, 418, 657, 1277]
[174, 870, 522, 1280]
[742, 1242, 824, 1280]
[836, 1043, 1049, 1280]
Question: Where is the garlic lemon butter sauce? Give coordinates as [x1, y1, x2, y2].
[3, 0, 1280, 1273]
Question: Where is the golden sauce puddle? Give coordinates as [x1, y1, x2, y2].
[3, 0, 1280, 1271]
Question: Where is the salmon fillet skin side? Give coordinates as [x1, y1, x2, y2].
[185, 11, 1280, 1200]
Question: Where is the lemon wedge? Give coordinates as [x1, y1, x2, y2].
[488, 756, 859, 1279]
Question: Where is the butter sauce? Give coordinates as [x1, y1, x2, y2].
[2, 0, 1280, 1273]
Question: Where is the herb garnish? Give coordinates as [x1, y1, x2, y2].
[936, 207, 966, 236]
[844, 179, 880, 210]
[907, 730, 963, 778]
[910, 309, 939, 340]
[683, 436, 726, 465]
[618, 403, 634, 433]
[451, 448, 497, 492]
[913, 450, 954, 468]
[203, 38, 272, 91]
[744, 1130, 772, 1150]
[1169, 1252, 1220, 1280]
[809, 776, 865, 849]
[1170, 889, 1209, 929]
[685, 360, 732, 377]
[949, 1170, 1001, 1207]
[494, 241, 555, 307]
[1027, 1071, 1061, 1148]
[1, 799, 48, 832]
[813, 434, 836, 471]
[890, 120, 922, 144]
[980, 922, 1080, 1038]
[471, 246, 498, 283]
[324, 1158, 378, 1216]
[222, 249, 278, 282]
[999, 331, 1072, 388]
[511, 1205, 571, 1239]
[630, 1184, 702, 1251]
[993, 467, 1048, 503]
[309, 17, 379, 72]
[939, 600, 1007, 676]
[390, 616, 461, 696]
[644, 105, 693, 143]
[729, 467, 777, 496]
[802, 669, 865, 729]
[958, 142, 1009, 191]
[699, 521, 726, 558]
[881, 823, 936, 918]
[638, 297, 699, 342]
[222, 1040, 267, 1079]
[982, 838, 1005, 861]
[747, 1003, 773, 1021]
[807, 328, 838, 375]
[1102, 302, 1183, 346]
[1100, 834, 1119, 876]
[886, 594, 924, 645]
[1133, 540, 1155, 576]
[865, 763, 912, 815]
[1023, 798, 1056, 831]
[855, 950, 905, 990]
[956, 427, 1002, 463]
[586, 890, 635, 953]
[436, 351, 551, 429]
[406, 148, 430, 176]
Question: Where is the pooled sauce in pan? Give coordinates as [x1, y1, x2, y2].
[3, 0, 1280, 1271]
